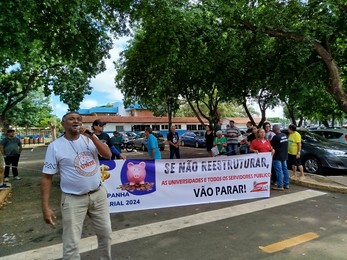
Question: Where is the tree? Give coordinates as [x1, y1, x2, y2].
[0, 0, 132, 128]
[216, 0, 347, 114]
[116, 1, 247, 126]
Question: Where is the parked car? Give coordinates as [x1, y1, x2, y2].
[133, 131, 165, 151]
[120, 131, 138, 141]
[282, 128, 347, 174]
[180, 131, 206, 148]
[310, 128, 347, 144]
[107, 132, 129, 143]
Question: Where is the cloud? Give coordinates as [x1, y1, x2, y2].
[52, 37, 131, 118]
[50, 97, 68, 118]
[80, 99, 99, 109]
[88, 37, 131, 101]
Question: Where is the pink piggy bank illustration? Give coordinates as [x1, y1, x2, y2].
[127, 161, 147, 185]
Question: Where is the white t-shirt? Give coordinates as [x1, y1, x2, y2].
[42, 135, 101, 195]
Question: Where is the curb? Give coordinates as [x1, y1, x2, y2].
[290, 177, 347, 194]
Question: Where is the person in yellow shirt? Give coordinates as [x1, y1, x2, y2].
[288, 124, 304, 179]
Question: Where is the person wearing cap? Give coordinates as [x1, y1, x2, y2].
[0, 129, 22, 182]
[92, 119, 125, 160]
[41, 111, 113, 259]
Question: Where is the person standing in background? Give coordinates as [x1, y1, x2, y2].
[92, 119, 125, 160]
[245, 126, 258, 153]
[213, 119, 223, 137]
[167, 125, 181, 159]
[110, 131, 123, 159]
[271, 125, 289, 191]
[145, 127, 161, 160]
[0, 129, 22, 182]
[205, 125, 214, 157]
[263, 121, 276, 141]
[242, 121, 254, 154]
[288, 124, 305, 179]
[224, 120, 241, 155]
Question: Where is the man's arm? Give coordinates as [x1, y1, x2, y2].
[110, 145, 126, 159]
[0, 144, 4, 157]
[18, 139, 22, 153]
[40, 174, 56, 226]
[296, 142, 302, 158]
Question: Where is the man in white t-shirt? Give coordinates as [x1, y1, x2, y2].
[41, 112, 112, 259]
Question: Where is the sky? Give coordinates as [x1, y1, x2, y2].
[51, 37, 283, 119]
[51, 37, 130, 119]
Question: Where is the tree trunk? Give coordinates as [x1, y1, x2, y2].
[312, 42, 347, 113]
[322, 119, 329, 128]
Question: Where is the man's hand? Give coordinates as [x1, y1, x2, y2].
[119, 153, 126, 160]
[43, 207, 56, 226]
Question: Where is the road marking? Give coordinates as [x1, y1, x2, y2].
[259, 232, 319, 253]
[0, 189, 326, 260]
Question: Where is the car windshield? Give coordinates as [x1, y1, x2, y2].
[194, 131, 204, 137]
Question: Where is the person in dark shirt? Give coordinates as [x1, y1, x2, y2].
[246, 126, 258, 144]
[167, 125, 181, 159]
[92, 119, 125, 160]
[270, 124, 289, 190]
[205, 125, 214, 157]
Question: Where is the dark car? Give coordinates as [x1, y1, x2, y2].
[180, 130, 206, 148]
[282, 128, 347, 174]
[133, 131, 165, 151]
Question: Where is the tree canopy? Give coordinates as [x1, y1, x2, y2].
[116, 0, 347, 126]
[0, 0, 131, 128]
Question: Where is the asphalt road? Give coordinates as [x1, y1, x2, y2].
[1, 145, 347, 259]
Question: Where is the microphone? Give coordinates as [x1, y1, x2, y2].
[77, 126, 93, 136]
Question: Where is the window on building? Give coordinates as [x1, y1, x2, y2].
[187, 124, 197, 131]
[152, 125, 160, 131]
[132, 125, 150, 131]
[197, 124, 205, 130]
[175, 125, 182, 129]
[161, 125, 169, 130]
[115, 126, 124, 132]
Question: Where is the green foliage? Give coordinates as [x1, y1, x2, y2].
[3, 89, 53, 128]
[0, 0, 132, 127]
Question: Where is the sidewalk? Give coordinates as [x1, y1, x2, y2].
[290, 173, 347, 194]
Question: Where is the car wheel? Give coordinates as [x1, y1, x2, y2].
[181, 141, 185, 146]
[195, 141, 199, 148]
[141, 144, 146, 151]
[303, 156, 322, 174]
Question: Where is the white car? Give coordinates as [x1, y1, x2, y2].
[310, 128, 347, 144]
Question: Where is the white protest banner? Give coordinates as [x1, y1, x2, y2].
[100, 152, 272, 213]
